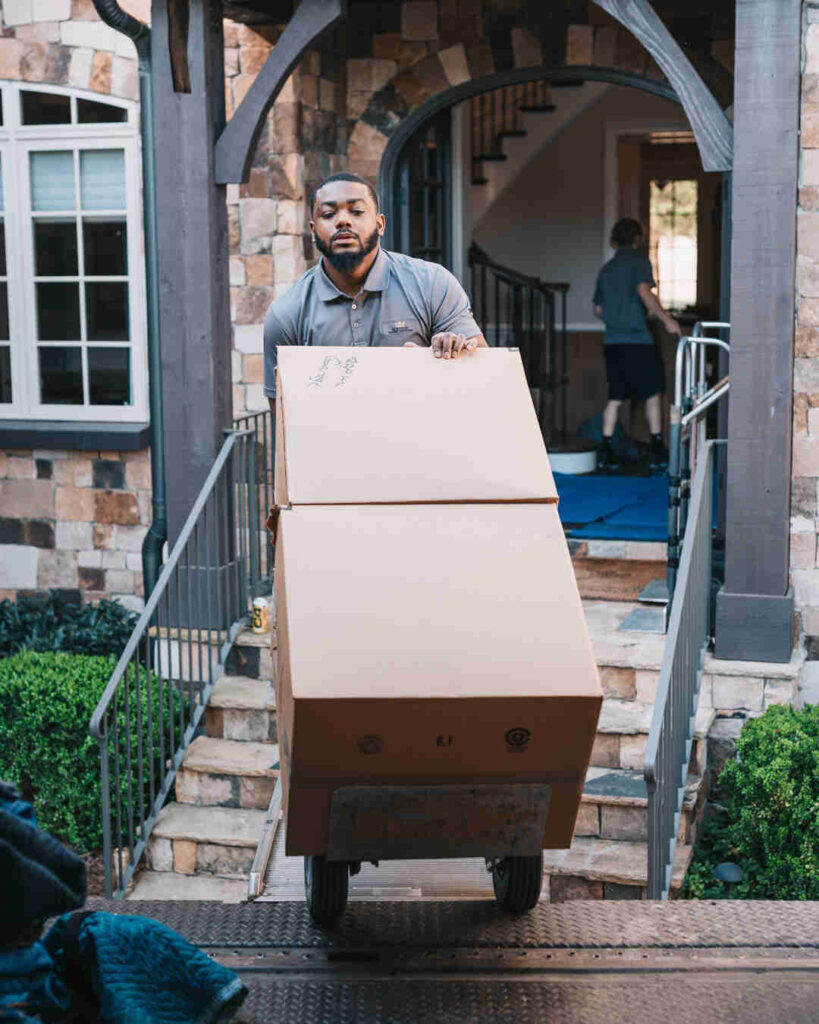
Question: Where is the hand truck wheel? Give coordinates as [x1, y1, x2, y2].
[304, 855, 349, 926]
[491, 854, 543, 913]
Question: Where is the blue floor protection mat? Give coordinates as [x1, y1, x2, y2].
[554, 471, 668, 542]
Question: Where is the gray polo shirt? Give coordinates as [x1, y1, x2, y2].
[263, 248, 481, 398]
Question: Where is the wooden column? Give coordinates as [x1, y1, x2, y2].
[714, 0, 801, 663]
[152, 0, 232, 539]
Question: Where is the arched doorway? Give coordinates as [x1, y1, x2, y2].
[382, 67, 730, 547]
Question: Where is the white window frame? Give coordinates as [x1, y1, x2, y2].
[0, 82, 146, 422]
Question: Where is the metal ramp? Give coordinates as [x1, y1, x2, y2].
[88, 898, 819, 1023]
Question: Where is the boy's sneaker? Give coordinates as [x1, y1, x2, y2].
[598, 439, 619, 472]
[649, 434, 668, 470]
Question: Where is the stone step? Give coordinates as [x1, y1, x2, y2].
[127, 870, 247, 903]
[591, 700, 714, 773]
[147, 801, 265, 877]
[577, 767, 706, 845]
[205, 674, 277, 742]
[543, 835, 693, 901]
[176, 736, 279, 810]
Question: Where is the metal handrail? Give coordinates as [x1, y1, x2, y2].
[90, 412, 273, 897]
[666, 323, 730, 602]
[646, 439, 724, 899]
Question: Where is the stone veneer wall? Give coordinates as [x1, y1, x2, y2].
[793, 2, 819, 658]
[0, 448, 150, 609]
[224, 21, 348, 417]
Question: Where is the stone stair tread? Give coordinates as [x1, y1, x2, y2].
[542, 835, 692, 889]
[597, 698, 652, 734]
[235, 627, 273, 649]
[127, 871, 247, 902]
[597, 698, 713, 739]
[153, 801, 266, 847]
[210, 675, 276, 711]
[582, 766, 703, 809]
[181, 736, 279, 777]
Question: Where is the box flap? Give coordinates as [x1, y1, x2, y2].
[276, 346, 557, 505]
[279, 503, 600, 700]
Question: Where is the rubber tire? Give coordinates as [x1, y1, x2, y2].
[304, 855, 349, 926]
[492, 855, 543, 914]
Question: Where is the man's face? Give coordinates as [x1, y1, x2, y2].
[311, 181, 385, 273]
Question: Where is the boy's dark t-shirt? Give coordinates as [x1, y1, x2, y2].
[593, 248, 655, 346]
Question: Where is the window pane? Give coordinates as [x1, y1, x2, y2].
[30, 151, 75, 211]
[84, 219, 127, 276]
[37, 282, 81, 340]
[86, 282, 128, 341]
[77, 98, 128, 124]
[0, 222, 5, 278]
[0, 282, 8, 340]
[0, 346, 10, 403]
[89, 347, 130, 405]
[39, 346, 83, 404]
[35, 220, 78, 276]
[80, 150, 126, 210]
[22, 91, 71, 125]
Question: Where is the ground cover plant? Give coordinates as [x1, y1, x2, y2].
[0, 651, 176, 852]
[684, 703, 819, 899]
[0, 590, 138, 658]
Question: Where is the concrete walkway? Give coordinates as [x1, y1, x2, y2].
[88, 898, 819, 1023]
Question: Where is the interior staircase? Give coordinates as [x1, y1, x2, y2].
[126, 543, 801, 903]
[469, 78, 610, 225]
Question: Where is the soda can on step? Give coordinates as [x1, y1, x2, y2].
[251, 596, 268, 634]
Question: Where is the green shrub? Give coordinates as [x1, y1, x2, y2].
[684, 703, 819, 900]
[0, 651, 175, 852]
[0, 591, 138, 659]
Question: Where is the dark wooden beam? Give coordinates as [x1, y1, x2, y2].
[591, 0, 733, 172]
[214, 0, 344, 184]
[168, 0, 191, 93]
[152, 0, 233, 539]
[715, 0, 800, 663]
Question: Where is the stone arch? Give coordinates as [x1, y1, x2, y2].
[345, 11, 732, 187]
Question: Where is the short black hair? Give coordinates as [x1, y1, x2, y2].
[610, 217, 644, 248]
[310, 172, 380, 214]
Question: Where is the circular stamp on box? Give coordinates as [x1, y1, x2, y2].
[357, 734, 384, 755]
[505, 727, 531, 752]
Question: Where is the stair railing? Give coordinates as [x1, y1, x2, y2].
[666, 322, 730, 601]
[469, 242, 569, 447]
[89, 412, 273, 897]
[646, 435, 726, 900]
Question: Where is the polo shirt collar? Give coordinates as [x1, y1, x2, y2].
[315, 247, 390, 302]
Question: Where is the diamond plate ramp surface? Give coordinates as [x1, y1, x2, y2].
[86, 899, 819, 949]
[232, 977, 819, 1024]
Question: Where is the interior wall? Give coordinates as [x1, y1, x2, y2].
[472, 85, 690, 439]
[472, 86, 686, 328]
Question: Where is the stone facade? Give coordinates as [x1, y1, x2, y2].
[224, 21, 347, 416]
[793, 2, 819, 650]
[0, 447, 150, 610]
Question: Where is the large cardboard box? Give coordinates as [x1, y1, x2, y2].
[273, 347, 601, 859]
[274, 345, 557, 506]
[275, 502, 602, 855]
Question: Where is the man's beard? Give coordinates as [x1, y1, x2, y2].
[314, 228, 380, 274]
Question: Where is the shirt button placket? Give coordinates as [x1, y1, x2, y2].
[351, 299, 364, 346]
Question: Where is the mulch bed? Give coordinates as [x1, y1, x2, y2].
[79, 850, 107, 898]
[572, 558, 664, 602]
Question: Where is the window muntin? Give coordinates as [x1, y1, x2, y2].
[0, 84, 143, 421]
[649, 178, 698, 313]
